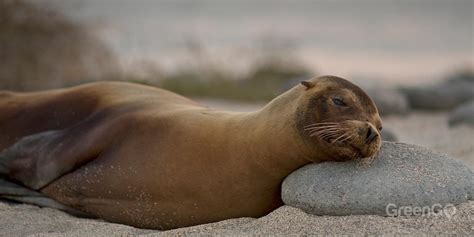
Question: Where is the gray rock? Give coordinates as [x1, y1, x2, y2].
[365, 88, 410, 116]
[449, 100, 474, 127]
[447, 70, 474, 83]
[381, 129, 397, 142]
[282, 142, 474, 216]
[401, 80, 474, 111]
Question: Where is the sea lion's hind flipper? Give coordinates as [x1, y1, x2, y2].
[0, 178, 92, 217]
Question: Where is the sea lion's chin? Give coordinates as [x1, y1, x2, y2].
[344, 139, 381, 161]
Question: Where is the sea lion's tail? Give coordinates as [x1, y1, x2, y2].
[0, 177, 91, 217]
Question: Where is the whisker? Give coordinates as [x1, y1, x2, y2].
[308, 130, 341, 136]
[316, 128, 348, 135]
[314, 130, 342, 135]
[304, 122, 351, 142]
[304, 125, 340, 130]
[307, 130, 342, 137]
[339, 134, 355, 143]
[304, 122, 339, 128]
[311, 131, 330, 138]
[320, 132, 340, 139]
[304, 126, 340, 131]
[305, 122, 339, 125]
[310, 131, 339, 137]
[305, 124, 340, 128]
[306, 128, 343, 133]
[333, 133, 349, 143]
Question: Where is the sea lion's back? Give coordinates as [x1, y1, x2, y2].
[0, 81, 201, 150]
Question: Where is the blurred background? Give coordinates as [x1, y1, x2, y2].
[0, 0, 473, 164]
[1, 0, 472, 92]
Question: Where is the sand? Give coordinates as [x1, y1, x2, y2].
[1, 99, 473, 236]
[1, 201, 472, 236]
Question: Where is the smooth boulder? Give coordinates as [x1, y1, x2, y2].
[449, 100, 474, 127]
[282, 142, 473, 216]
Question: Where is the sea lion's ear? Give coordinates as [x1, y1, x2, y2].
[300, 81, 315, 90]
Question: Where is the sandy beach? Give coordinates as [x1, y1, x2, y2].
[0, 100, 473, 236]
[1, 201, 472, 236]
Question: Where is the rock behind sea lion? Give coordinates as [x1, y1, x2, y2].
[365, 88, 410, 116]
[448, 100, 474, 127]
[380, 128, 398, 142]
[401, 79, 474, 111]
[282, 142, 473, 216]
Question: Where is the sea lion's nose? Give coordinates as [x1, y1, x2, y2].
[366, 125, 378, 143]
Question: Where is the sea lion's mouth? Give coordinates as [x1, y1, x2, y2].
[327, 138, 363, 159]
[348, 144, 364, 159]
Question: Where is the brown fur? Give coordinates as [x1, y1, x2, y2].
[0, 76, 382, 230]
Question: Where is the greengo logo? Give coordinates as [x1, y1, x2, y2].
[385, 203, 457, 219]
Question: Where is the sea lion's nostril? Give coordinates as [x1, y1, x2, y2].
[366, 127, 372, 139]
[366, 126, 378, 142]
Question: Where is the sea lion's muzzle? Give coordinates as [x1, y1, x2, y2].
[304, 120, 382, 160]
[343, 120, 381, 159]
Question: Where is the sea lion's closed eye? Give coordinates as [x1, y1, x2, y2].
[332, 97, 347, 107]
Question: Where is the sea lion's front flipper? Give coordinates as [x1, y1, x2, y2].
[0, 131, 66, 189]
[0, 178, 91, 217]
[0, 114, 113, 190]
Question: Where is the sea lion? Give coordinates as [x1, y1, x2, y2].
[0, 75, 382, 230]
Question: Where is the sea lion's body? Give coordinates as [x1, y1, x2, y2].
[0, 76, 382, 230]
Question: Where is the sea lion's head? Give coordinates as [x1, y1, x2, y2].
[296, 75, 382, 162]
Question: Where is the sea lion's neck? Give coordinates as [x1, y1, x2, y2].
[222, 87, 312, 177]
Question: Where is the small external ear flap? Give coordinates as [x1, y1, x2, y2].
[300, 81, 315, 90]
